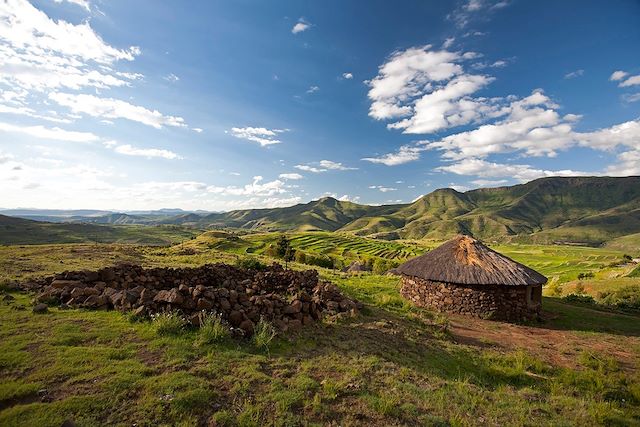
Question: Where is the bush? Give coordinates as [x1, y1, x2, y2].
[577, 272, 595, 280]
[294, 251, 306, 264]
[304, 254, 334, 269]
[598, 285, 640, 310]
[196, 312, 230, 346]
[562, 293, 595, 305]
[235, 257, 267, 271]
[252, 318, 276, 351]
[152, 311, 187, 336]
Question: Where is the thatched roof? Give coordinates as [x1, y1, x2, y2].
[396, 235, 547, 286]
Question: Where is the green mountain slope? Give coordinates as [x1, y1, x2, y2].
[0, 215, 199, 245]
[3, 176, 639, 245]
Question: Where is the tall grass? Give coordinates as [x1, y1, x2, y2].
[196, 312, 230, 346]
[152, 311, 187, 336]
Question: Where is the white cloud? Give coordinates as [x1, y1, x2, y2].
[368, 185, 397, 192]
[437, 158, 589, 183]
[606, 148, 640, 176]
[49, 92, 187, 129]
[0, 121, 98, 142]
[362, 144, 426, 166]
[442, 37, 455, 49]
[294, 160, 357, 173]
[337, 194, 360, 203]
[318, 160, 357, 170]
[292, 18, 311, 34]
[610, 70, 628, 81]
[619, 75, 640, 87]
[367, 45, 503, 134]
[192, 127, 203, 133]
[623, 93, 640, 103]
[306, 85, 320, 94]
[207, 175, 286, 197]
[0, 103, 72, 123]
[564, 69, 584, 79]
[164, 73, 179, 82]
[279, 173, 303, 180]
[0, 0, 140, 92]
[113, 144, 182, 160]
[53, 0, 91, 11]
[294, 164, 325, 173]
[448, 0, 509, 28]
[471, 179, 508, 187]
[342, 72, 353, 79]
[228, 127, 286, 146]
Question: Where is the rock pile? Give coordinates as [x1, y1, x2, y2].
[30, 263, 361, 334]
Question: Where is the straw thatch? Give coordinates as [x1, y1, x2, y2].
[396, 235, 547, 286]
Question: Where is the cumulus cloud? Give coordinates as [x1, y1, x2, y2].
[228, 127, 287, 146]
[48, 93, 186, 129]
[292, 18, 311, 34]
[342, 72, 353, 79]
[294, 160, 357, 173]
[367, 45, 505, 134]
[306, 85, 320, 94]
[609, 70, 640, 87]
[113, 144, 183, 160]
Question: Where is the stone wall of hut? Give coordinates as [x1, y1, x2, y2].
[400, 276, 541, 321]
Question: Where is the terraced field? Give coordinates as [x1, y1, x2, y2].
[288, 233, 426, 260]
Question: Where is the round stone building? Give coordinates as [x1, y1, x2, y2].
[397, 235, 547, 321]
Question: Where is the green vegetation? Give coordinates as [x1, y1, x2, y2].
[2, 227, 640, 425]
[0, 214, 200, 245]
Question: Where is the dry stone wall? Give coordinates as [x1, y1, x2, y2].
[30, 263, 360, 334]
[400, 276, 541, 321]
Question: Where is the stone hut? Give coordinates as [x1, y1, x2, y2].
[397, 235, 547, 321]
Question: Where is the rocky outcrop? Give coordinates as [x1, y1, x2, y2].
[29, 263, 360, 334]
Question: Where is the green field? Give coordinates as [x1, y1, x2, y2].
[2, 231, 640, 426]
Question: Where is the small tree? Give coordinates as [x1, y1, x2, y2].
[276, 235, 295, 268]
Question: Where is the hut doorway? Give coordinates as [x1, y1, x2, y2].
[526, 285, 542, 308]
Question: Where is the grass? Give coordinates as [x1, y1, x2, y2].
[196, 312, 230, 346]
[1, 234, 640, 425]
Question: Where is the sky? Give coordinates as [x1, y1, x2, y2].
[0, 0, 639, 211]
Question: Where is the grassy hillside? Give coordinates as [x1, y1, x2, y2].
[0, 215, 200, 246]
[192, 176, 640, 244]
[1, 242, 640, 425]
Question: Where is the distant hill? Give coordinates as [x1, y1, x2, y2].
[194, 176, 640, 245]
[0, 215, 199, 245]
[2, 176, 639, 246]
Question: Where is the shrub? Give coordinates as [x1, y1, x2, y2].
[562, 293, 595, 305]
[577, 272, 595, 280]
[152, 311, 187, 336]
[252, 318, 276, 351]
[235, 257, 267, 271]
[598, 285, 640, 310]
[294, 251, 306, 264]
[304, 254, 334, 269]
[196, 312, 230, 346]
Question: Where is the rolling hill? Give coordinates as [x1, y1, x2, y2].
[2, 176, 639, 245]
[197, 176, 640, 245]
[0, 215, 200, 245]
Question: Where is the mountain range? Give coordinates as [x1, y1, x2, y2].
[2, 176, 639, 246]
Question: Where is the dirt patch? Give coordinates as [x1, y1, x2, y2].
[449, 314, 640, 371]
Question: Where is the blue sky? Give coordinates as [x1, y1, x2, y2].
[0, 0, 639, 211]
